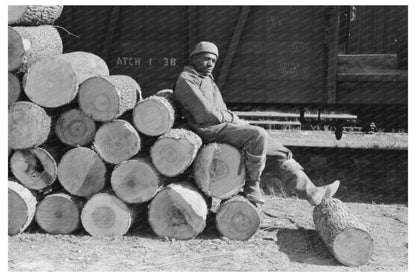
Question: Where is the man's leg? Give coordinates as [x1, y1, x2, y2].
[266, 134, 339, 206]
[197, 123, 268, 204]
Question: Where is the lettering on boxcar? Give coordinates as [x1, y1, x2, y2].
[116, 57, 178, 67]
[280, 60, 300, 76]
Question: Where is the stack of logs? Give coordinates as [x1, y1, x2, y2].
[8, 5, 373, 267]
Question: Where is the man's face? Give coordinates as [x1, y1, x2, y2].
[191, 52, 217, 76]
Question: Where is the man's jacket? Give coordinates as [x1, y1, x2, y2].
[173, 66, 240, 131]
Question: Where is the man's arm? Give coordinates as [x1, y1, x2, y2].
[174, 76, 235, 125]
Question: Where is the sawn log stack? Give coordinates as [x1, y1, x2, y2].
[8, 5, 373, 268]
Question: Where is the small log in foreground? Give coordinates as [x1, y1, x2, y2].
[8, 26, 63, 73]
[111, 157, 163, 203]
[24, 51, 109, 108]
[133, 91, 176, 136]
[216, 195, 261, 241]
[313, 197, 374, 267]
[193, 143, 245, 199]
[8, 181, 37, 236]
[79, 75, 140, 122]
[57, 147, 107, 198]
[81, 193, 135, 236]
[8, 101, 51, 149]
[35, 193, 83, 234]
[8, 5, 63, 25]
[10, 147, 57, 191]
[148, 182, 208, 240]
[150, 128, 202, 177]
[93, 120, 141, 164]
[55, 108, 96, 146]
[8, 73, 21, 106]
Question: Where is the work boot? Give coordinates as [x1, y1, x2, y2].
[244, 151, 266, 205]
[278, 159, 340, 206]
[244, 180, 265, 204]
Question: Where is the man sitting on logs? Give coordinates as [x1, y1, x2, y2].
[173, 41, 340, 205]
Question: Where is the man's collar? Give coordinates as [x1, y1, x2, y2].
[184, 65, 214, 80]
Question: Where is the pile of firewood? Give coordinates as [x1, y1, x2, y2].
[8, 5, 373, 267]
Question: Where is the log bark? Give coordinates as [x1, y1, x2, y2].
[81, 192, 135, 236]
[111, 156, 163, 204]
[133, 89, 177, 136]
[8, 26, 63, 73]
[8, 5, 63, 25]
[23, 51, 109, 108]
[193, 143, 245, 199]
[148, 182, 208, 240]
[35, 193, 84, 234]
[10, 147, 57, 191]
[55, 108, 96, 146]
[8, 180, 37, 235]
[93, 120, 141, 164]
[313, 197, 374, 267]
[78, 75, 140, 122]
[8, 101, 51, 150]
[8, 73, 21, 106]
[150, 128, 202, 177]
[57, 147, 107, 198]
[215, 195, 261, 240]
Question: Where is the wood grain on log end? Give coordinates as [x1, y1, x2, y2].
[8, 73, 21, 106]
[81, 193, 133, 236]
[148, 183, 208, 240]
[216, 195, 261, 240]
[57, 147, 107, 198]
[93, 120, 141, 164]
[111, 158, 162, 203]
[193, 143, 245, 199]
[8, 27, 25, 72]
[313, 197, 374, 267]
[24, 52, 108, 108]
[8, 181, 37, 236]
[150, 129, 201, 177]
[79, 75, 138, 122]
[10, 147, 57, 191]
[133, 95, 175, 136]
[8, 101, 51, 149]
[55, 108, 96, 146]
[35, 193, 82, 234]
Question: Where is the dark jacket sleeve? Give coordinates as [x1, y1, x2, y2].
[174, 75, 237, 125]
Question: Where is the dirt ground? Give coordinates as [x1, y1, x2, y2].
[8, 196, 408, 272]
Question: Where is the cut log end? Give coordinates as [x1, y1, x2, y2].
[94, 120, 141, 164]
[8, 27, 25, 72]
[79, 77, 120, 122]
[111, 159, 161, 203]
[148, 183, 207, 240]
[133, 96, 175, 136]
[150, 129, 201, 177]
[24, 58, 78, 108]
[55, 109, 96, 146]
[81, 193, 133, 236]
[8, 73, 21, 106]
[8, 6, 29, 24]
[35, 193, 82, 234]
[333, 228, 374, 267]
[193, 143, 245, 199]
[8, 101, 51, 149]
[216, 196, 261, 240]
[57, 147, 107, 197]
[8, 181, 37, 236]
[10, 148, 57, 191]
